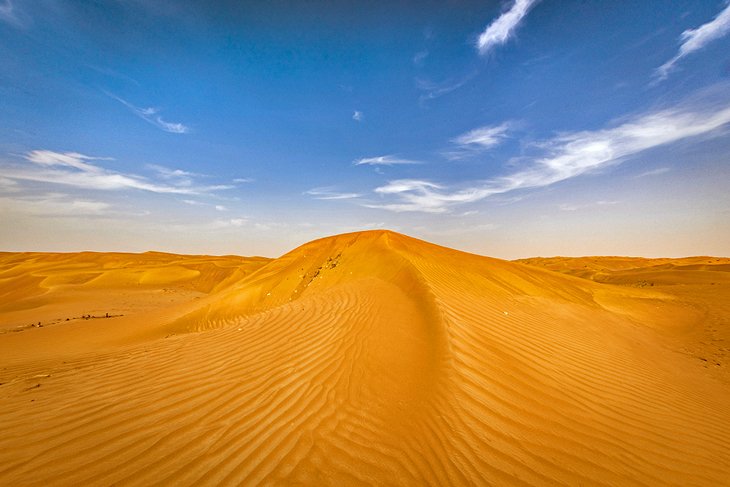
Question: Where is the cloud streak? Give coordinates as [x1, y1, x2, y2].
[25, 150, 111, 172]
[447, 122, 511, 159]
[305, 187, 362, 200]
[656, 2, 730, 80]
[0, 0, 15, 22]
[108, 93, 190, 133]
[366, 180, 451, 213]
[477, 0, 540, 55]
[146, 164, 208, 188]
[0, 193, 111, 217]
[3, 150, 231, 195]
[413, 50, 429, 66]
[353, 155, 422, 166]
[367, 89, 730, 213]
[0, 177, 19, 192]
[0, 0, 23, 27]
[634, 167, 671, 178]
[558, 200, 618, 212]
[416, 74, 475, 103]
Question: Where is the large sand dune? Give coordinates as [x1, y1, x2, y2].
[1, 231, 728, 485]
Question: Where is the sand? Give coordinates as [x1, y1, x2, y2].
[0, 231, 728, 485]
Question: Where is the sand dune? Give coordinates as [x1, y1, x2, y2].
[1, 231, 728, 485]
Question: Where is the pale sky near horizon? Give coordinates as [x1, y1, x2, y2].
[1, 0, 729, 259]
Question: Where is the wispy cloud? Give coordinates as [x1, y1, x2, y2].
[447, 122, 511, 159]
[367, 88, 730, 213]
[634, 167, 671, 178]
[0, 0, 22, 26]
[147, 164, 205, 187]
[352, 111, 363, 122]
[210, 218, 248, 229]
[181, 199, 229, 212]
[477, 0, 540, 55]
[148, 164, 200, 179]
[107, 93, 190, 133]
[656, 2, 730, 80]
[353, 155, 422, 166]
[25, 150, 113, 172]
[86, 65, 141, 87]
[558, 200, 619, 212]
[0, 193, 111, 217]
[233, 177, 254, 184]
[366, 180, 451, 213]
[0, 177, 19, 192]
[413, 50, 429, 66]
[416, 74, 475, 102]
[3, 150, 231, 195]
[304, 187, 362, 200]
[0, 0, 14, 21]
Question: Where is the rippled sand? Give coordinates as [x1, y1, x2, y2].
[1, 231, 728, 485]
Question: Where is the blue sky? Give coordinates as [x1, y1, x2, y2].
[1, 0, 729, 258]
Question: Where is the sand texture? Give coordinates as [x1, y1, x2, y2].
[1, 231, 728, 486]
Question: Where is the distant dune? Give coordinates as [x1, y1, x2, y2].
[1, 231, 728, 486]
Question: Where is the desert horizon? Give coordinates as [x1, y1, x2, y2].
[1, 230, 729, 485]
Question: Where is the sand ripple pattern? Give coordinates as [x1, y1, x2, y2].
[0, 231, 728, 486]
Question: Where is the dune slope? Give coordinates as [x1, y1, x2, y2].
[0, 231, 728, 486]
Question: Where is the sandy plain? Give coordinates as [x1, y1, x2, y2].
[0, 230, 728, 485]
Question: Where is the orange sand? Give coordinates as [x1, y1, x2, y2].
[0, 231, 728, 485]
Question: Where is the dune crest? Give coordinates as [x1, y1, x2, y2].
[1, 231, 728, 485]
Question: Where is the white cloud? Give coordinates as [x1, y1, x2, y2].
[107, 93, 190, 133]
[366, 179, 482, 213]
[0, 0, 26, 27]
[2, 150, 231, 195]
[559, 200, 619, 212]
[233, 177, 254, 184]
[477, 0, 540, 55]
[454, 124, 511, 148]
[634, 167, 671, 178]
[506, 102, 730, 189]
[367, 89, 730, 213]
[352, 111, 363, 122]
[0, 176, 20, 192]
[374, 179, 442, 195]
[148, 164, 200, 179]
[305, 187, 362, 200]
[224, 218, 248, 227]
[656, 2, 730, 80]
[25, 150, 112, 172]
[416, 74, 474, 102]
[0, 0, 19, 25]
[413, 50, 429, 66]
[211, 218, 248, 228]
[0, 193, 111, 217]
[0, 0, 12, 17]
[146, 164, 207, 188]
[448, 122, 511, 159]
[180, 199, 230, 212]
[353, 155, 422, 166]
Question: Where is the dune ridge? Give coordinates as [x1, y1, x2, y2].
[1, 231, 728, 485]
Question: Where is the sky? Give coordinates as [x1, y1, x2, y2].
[1, 0, 729, 259]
